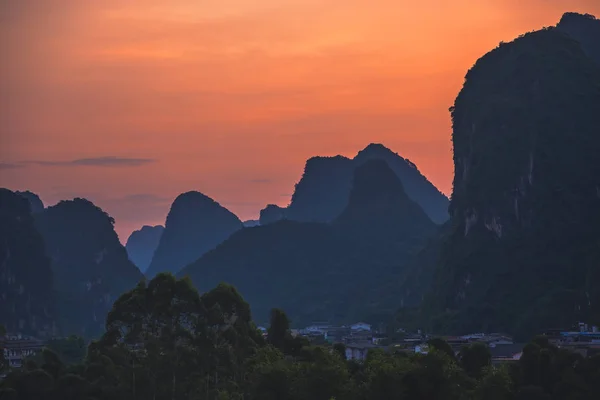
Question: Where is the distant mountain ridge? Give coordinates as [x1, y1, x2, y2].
[180, 160, 435, 325]
[259, 143, 449, 225]
[146, 191, 243, 277]
[125, 225, 164, 273]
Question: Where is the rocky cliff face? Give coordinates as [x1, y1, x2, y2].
[419, 17, 600, 337]
[259, 144, 449, 226]
[146, 191, 243, 277]
[125, 225, 164, 273]
[0, 189, 55, 336]
[180, 161, 435, 325]
[34, 198, 143, 337]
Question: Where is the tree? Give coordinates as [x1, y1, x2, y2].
[474, 366, 513, 400]
[427, 338, 457, 361]
[333, 343, 346, 360]
[267, 309, 290, 351]
[459, 342, 491, 379]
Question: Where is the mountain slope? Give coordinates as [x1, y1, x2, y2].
[418, 19, 600, 338]
[16, 190, 44, 214]
[125, 225, 164, 273]
[34, 198, 143, 337]
[286, 155, 355, 223]
[259, 144, 449, 226]
[353, 144, 449, 224]
[0, 189, 55, 336]
[146, 191, 243, 277]
[180, 160, 435, 325]
[557, 12, 600, 64]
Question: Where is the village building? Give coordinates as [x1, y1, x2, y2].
[1, 334, 45, 369]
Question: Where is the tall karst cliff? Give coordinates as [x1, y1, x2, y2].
[0, 189, 55, 337]
[146, 191, 243, 277]
[411, 14, 600, 338]
[35, 198, 143, 337]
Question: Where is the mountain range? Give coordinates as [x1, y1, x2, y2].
[259, 143, 449, 225]
[178, 159, 436, 325]
[3, 11, 599, 339]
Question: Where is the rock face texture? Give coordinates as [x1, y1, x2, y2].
[146, 191, 243, 277]
[408, 15, 600, 338]
[0, 189, 55, 337]
[125, 225, 164, 273]
[35, 198, 143, 337]
[259, 144, 449, 226]
[180, 160, 435, 326]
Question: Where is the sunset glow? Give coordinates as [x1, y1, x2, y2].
[2, 0, 599, 241]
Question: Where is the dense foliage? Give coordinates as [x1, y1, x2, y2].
[0, 189, 55, 337]
[3, 275, 600, 400]
[146, 191, 243, 278]
[180, 160, 435, 326]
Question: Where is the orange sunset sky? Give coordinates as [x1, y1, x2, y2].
[1, 0, 599, 242]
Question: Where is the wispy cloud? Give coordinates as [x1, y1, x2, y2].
[0, 162, 24, 170]
[26, 156, 156, 167]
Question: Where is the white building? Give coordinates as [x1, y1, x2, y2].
[345, 343, 376, 361]
[350, 322, 371, 332]
[1, 335, 45, 369]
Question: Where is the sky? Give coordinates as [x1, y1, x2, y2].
[1, 0, 599, 242]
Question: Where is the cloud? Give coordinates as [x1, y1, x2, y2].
[27, 156, 156, 167]
[0, 162, 24, 169]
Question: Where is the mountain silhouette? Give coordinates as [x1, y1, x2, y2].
[0, 188, 55, 337]
[125, 225, 164, 273]
[179, 160, 435, 325]
[259, 204, 287, 225]
[259, 143, 449, 226]
[16, 190, 44, 214]
[557, 12, 600, 64]
[408, 13, 600, 338]
[34, 198, 143, 337]
[146, 191, 243, 278]
[243, 220, 260, 227]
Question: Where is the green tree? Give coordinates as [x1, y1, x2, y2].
[474, 365, 513, 400]
[428, 338, 457, 361]
[459, 342, 491, 379]
[267, 308, 290, 351]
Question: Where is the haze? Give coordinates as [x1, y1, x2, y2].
[1, 0, 598, 241]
